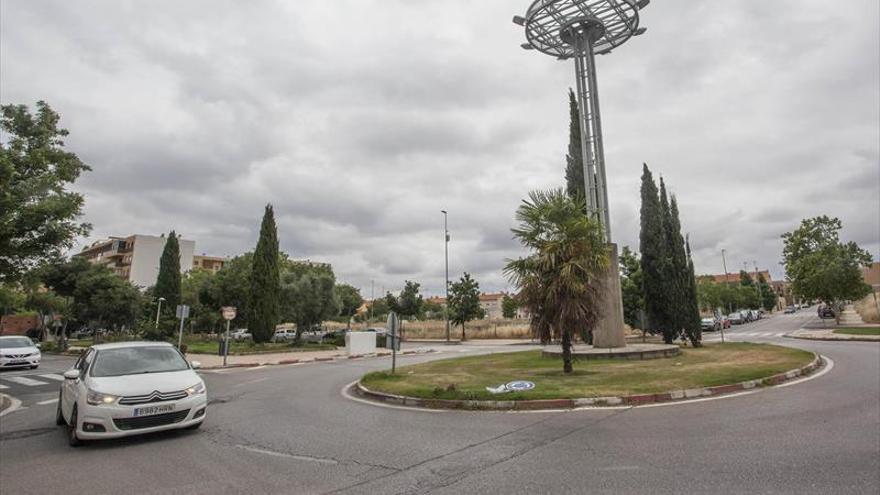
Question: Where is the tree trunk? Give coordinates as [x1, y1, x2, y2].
[461, 322, 466, 341]
[561, 330, 573, 374]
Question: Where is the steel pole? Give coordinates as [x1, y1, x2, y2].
[177, 316, 185, 349]
[223, 319, 230, 367]
[443, 211, 450, 342]
[155, 299, 163, 328]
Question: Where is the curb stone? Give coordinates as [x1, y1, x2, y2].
[200, 348, 436, 370]
[353, 354, 824, 411]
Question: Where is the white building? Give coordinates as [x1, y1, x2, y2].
[74, 234, 197, 288]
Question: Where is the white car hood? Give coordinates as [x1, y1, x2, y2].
[0, 345, 39, 356]
[88, 369, 201, 396]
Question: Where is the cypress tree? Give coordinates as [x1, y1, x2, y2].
[658, 178, 683, 343]
[638, 164, 669, 340]
[249, 204, 280, 343]
[684, 235, 702, 346]
[564, 89, 585, 203]
[154, 231, 181, 335]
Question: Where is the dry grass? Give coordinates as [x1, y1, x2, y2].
[854, 292, 880, 323]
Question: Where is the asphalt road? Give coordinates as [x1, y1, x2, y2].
[1, 311, 877, 494]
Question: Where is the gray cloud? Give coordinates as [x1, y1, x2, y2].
[2, 0, 877, 296]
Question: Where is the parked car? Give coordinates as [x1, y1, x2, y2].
[784, 306, 796, 314]
[272, 329, 296, 343]
[230, 329, 251, 341]
[701, 318, 721, 332]
[57, 341, 206, 446]
[748, 310, 761, 321]
[322, 329, 348, 343]
[719, 315, 732, 329]
[0, 336, 41, 369]
[364, 327, 387, 337]
[727, 312, 744, 325]
[737, 310, 751, 323]
[300, 330, 324, 344]
[818, 305, 835, 319]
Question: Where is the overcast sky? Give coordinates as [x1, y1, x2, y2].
[2, 0, 878, 297]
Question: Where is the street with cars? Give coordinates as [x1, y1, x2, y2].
[1, 311, 878, 494]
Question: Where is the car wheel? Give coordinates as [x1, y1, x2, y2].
[68, 405, 82, 447]
[55, 390, 65, 426]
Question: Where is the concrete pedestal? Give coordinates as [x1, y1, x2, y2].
[592, 243, 626, 348]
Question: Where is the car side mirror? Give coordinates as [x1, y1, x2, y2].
[35, 342, 42, 349]
[63, 369, 80, 380]
[190, 360, 201, 370]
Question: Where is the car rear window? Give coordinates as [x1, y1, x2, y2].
[91, 346, 189, 377]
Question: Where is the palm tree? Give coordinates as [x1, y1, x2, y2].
[504, 189, 609, 373]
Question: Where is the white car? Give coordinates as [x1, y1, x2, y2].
[0, 336, 41, 369]
[57, 342, 207, 446]
[230, 329, 251, 341]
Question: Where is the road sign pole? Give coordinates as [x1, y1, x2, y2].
[178, 317, 185, 349]
[223, 319, 230, 368]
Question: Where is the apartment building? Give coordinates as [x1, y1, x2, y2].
[193, 254, 227, 272]
[75, 234, 197, 288]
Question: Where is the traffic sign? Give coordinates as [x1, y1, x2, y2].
[221, 307, 237, 321]
[176, 305, 190, 319]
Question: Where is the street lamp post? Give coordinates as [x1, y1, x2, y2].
[721, 249, 731, 314]
[442, 210, 450, 343]
[155, 297, 166, 328]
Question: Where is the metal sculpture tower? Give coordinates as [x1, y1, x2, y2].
[514, 0, 649, 347]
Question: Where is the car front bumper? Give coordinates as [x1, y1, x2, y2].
[77, 394, 207, 440]
[0, 355, 41, 368]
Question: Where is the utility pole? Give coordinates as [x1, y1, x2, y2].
[369, 280, 374, 322]
[442, 210, 450, 343]
[753, 260, 762, 309]
[721, 249, 731, 314]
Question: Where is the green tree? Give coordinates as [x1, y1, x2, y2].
[249, 205, 281, 343]
[664, 195, 700, 346]
[153, 231, 182, 335]
[781, 216, 872, 322]
[639, 164, 671, 340]
[683, 236, 702, 345]
[396, 281, 424, 320]
[368, 296, 390, 322]
[181, 268, 220, 333]
[564, 89, 585, 203]
[504, 189, 608, 373]
[334, 283, 363, 329]
[619, 246, 644, 330]
[421, 299, 445, 320]
[279, 262, 338, 343]
[448, 273, 484, 340]
[74, 268, 142, 333]
[0, 282, 26, 315]
[501, 294, 519, 319]
[757, 274, 776, 312]
[204, 253, 252, 329]
[0, 101, 91, 282]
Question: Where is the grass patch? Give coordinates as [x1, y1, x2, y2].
[184, 340, 336, 355]
[361, 343, 814, 401]
[832, 327, 880, 336]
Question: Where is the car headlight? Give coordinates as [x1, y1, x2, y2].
[186, 382, 205, 396]
[86, 389, 119, 406]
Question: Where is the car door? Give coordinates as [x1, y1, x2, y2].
[62, 349, 93, 419]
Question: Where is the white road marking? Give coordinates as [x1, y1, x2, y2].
[36, 398, 58, 406]
[0, 393, 22, 417]
[38, 374, 65, 381]
[2, 376, 49, 386]
[0, 384, 7, 389]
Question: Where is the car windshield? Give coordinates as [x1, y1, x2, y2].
[90, 346, 189, 377]
[0, 337, 34, 349]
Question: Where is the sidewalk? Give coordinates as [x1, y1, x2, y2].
[186, 349, 350, 368]
[787, 327, 880, 342]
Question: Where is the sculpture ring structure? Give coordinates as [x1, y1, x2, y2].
[516, 0, 647, 58]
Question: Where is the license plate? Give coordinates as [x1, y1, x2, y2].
[133, 404, 175, 417]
